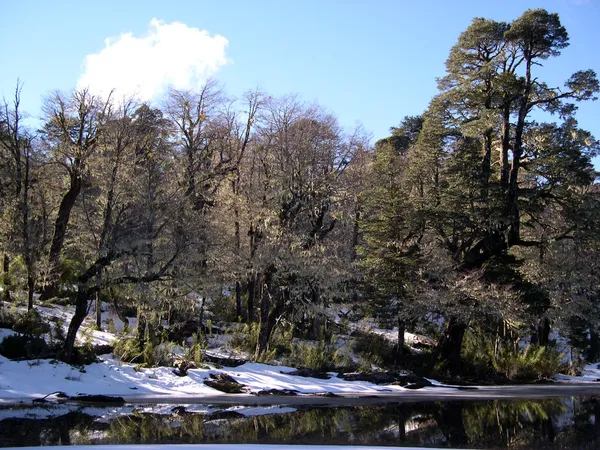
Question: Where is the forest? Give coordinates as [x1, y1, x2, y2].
[0, 8, 599, 381]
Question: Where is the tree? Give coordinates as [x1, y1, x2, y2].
[60, 102, 184, 362]
[0, 82, 42, 310]
[39, 89, 111, 299]
[402, 9, 599, 372]
[240, 96, 360, 357]
[358, 116, 424, 358]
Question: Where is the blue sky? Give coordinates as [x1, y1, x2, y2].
[1, 0, 599, 153]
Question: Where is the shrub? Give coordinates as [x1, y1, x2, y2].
[289, 340, 332, 372]
[0, 334, 48, 359]
[144, 341, 176, 367]
[288, 332, 352, 372]
[208, 294, 238, 322]
[230, 322, 260, 354]
[0, 305, 18, 329]
[112, 336, 176, 367]
[184, 333, 206, 365]
[1, 255, 27, 292]
[461, 329, 496, 379]
[13, 309, 50, 338]
[352, 330, 398, 368]
[48, 317, 66, 348]
[113, 336, 143, 364]
[493, 344, 565, 381]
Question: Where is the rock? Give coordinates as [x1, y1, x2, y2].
[207, 410, 245, 420]
[339, 371, 433, 387]
[316, 391, 340, 397]
[171, 406, 187, 415]
[204, 373, 245, 393]
[403, 382, 431, 390]
[204, 353, 246, 367]
[281, 368, 331, 379]
[69, 394, 126, 404]
[92, 344, 114, 355]
[255, 388, 299, 396]
[167, 320, 223, 342]
[173, 360, 197, 377]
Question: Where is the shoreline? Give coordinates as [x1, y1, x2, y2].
[2, 383, 600, 406]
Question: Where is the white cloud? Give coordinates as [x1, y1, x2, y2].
[78, 19, 230, 101]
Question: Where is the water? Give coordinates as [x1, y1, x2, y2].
[1, 396, 599, 448]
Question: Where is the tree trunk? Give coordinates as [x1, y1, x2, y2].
[41, 174, 83, 300]
[24, 150, 35, 311]
[507, 58, 532, 246]
[396, 317, 405, 361]
[137, 309, 147, 349]
[95, 291, 102, 330]
[247, 275, 256, 322]
[198, 296, 206, 336]
[62, 289, 88, 363]
[588, 329, 600, 362]
[538, 318, 550, 347]
[435, 402, 469, 446]
[235, 281, 242, 321]
[255, 267, 275, 358]
[437, 317, 467, 373]
[481, 128, 492, 199]
[3, 254, 11, 302]
[27, 273, 34, 311]
[500, 102, 511, 188]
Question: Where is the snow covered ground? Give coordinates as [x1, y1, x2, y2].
[0, 353, 416, 401]
[1, 300, 600, 404]
[556, 362, 600, 383]
[0, 301, 444, 402]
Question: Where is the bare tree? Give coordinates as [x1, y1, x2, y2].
[40, 89, 112, 299]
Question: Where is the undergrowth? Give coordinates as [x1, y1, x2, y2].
[461, 329, 567, 381]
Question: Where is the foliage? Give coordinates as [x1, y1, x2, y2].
[112, 335, 176, 367]
[460, 328, 497, 379]
[288, 334, 351, 372]
[1, 255, 27, 292]
[12, 309, 50, 337]
[492, 344, 565, 381]
[48, 316, 66, 347]
[0, 334, 48, 359]
[208, 294, 238, 323]
[183, 332, 206, 365]
[0, 8, 598, 376]
[352, 330, 400, 369]
[112, 336, 144, 364]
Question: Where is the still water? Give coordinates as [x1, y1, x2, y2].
[1, 396, 599, 449]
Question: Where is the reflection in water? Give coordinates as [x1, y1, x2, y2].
[1, 397, 599, 448]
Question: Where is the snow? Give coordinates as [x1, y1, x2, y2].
[2, 300, 600, 404]
[0, 301, 420, 402]
[0, 351, 415, 401]
[0, 328, 17, 340]
[555, 362, 600, 383]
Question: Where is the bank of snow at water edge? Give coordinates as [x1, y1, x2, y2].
[1, 300, 599, 401]
[555, 362, 600, 383]
[0, 348, 430, 400]
[0, 301, 442, 400]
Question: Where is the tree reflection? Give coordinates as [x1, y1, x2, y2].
[1, 397, 599, 448]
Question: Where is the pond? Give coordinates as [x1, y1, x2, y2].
[1, 396, 599, 448]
